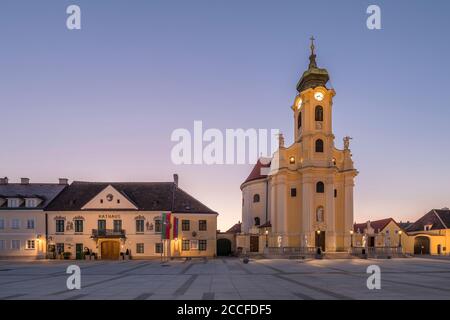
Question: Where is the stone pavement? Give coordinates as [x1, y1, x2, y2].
[0, 257, 449, 300]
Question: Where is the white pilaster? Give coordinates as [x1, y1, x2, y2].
[325, 177, 336, 251]
[301, 175, 313, 246]
[344, 176, 355, 249]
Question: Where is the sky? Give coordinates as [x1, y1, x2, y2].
[1, 0, 450, 230]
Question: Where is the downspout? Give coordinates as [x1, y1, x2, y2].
[265, 178, 269, 223]
[45, 212, 48, 259]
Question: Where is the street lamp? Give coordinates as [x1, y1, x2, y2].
[350, 230, 354, 248]
[398, 230, 403, 248]
[265, 230, 269, 248]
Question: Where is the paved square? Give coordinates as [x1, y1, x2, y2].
[0, 257, 449, 300]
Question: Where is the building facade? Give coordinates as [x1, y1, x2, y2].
[45, 177, 218, 259]
[352, 218, 405, 248]
[403, 208, 450, 255]
[0, 177, 67, 259]
[239, 39, 358, 253]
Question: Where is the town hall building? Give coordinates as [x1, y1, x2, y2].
[45, 176, 218, 259]
[238, 38, 358, 253]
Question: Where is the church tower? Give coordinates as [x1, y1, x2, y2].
[240, 38, 357, 253]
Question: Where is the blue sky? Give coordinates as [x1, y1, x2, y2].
[1, 0, 450, 229]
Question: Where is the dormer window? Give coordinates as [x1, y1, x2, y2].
[7, 198, 20, 208]
[25, 198, 39, 208]
[424, 224, 432, 231]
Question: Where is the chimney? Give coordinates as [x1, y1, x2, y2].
[59, 178, 69, 185]
[173, 174, 179, 187]
[21, 178, 30, 185]
[0, 177, 8, 185]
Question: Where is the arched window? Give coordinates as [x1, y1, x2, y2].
[316, 181, 324, 193]
[315, 106, 323, 121]
[315, 139, 324, 152]
[254, 217, 260, 226]
[297, 112, 302, 129]
[253, 194, 260, 203]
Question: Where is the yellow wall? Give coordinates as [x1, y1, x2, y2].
[404, 230, 449, 255]
[47, 211, 217, 259]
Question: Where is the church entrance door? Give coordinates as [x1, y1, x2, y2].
[250, 236, 259, 253]
[315, 232, 326, 252]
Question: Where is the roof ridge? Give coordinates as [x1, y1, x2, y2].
[433, 209, 448, 229]
[72, 181, 174, 185]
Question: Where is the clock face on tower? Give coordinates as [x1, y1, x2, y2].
[314, 92, 324, 101]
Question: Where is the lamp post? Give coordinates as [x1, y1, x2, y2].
[398, 230, 403, 248]
[265, 229, 269, 248]
[350, 230, 354, 248]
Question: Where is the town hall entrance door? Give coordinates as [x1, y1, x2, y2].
[250, 236, 259, 253]
[315, 232, 326, 252]
[101, 241, 120, 260]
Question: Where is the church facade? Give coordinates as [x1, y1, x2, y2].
[239, 39, 358, 253]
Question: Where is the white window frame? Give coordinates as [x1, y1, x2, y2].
[12, 219, 21, 229]
[11, 240, 20, 250]
[136, 219, 144, 233]
[190, 239, 199, 250]
[27, 219, 35, 229]
[25, 198, 39, 208]
[8, 198, 20, 208]
[26, 240, 35, 250]
[136, 243, 144, 254]
[155, 242, 163, 253]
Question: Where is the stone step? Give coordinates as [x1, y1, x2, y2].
[323, 252, 354, 259]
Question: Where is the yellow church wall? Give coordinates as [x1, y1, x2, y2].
[335, 180, 345, 250]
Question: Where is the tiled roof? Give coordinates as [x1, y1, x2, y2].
[258, 221, 271, 228]
[353, 218, 399, 233]
[407, 209, 450, 232]
[46, 181, 217, 214]
[241, 159, 271, 186]
[0, 183, 66, 210]
[226, 222, 241, 233]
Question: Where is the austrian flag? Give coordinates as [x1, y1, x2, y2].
[161, 213, 179, 240]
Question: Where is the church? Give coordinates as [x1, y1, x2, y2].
[238, 39, 358, 253]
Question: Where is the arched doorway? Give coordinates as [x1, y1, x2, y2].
[414, 236, 430, 255]
[101, 241, 120, 260]
[217, 238, 232, 256]
[315, 231, 326, 252]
